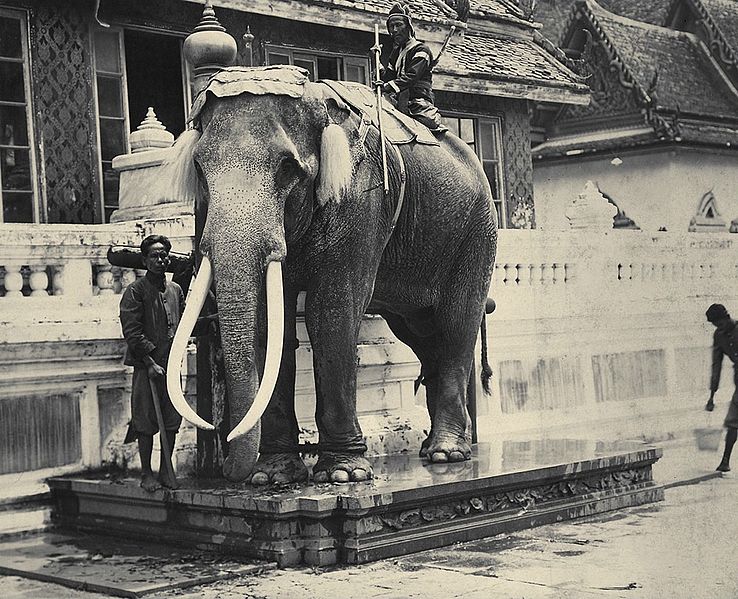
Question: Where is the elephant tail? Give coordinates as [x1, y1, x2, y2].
[480, 313, 493, 395]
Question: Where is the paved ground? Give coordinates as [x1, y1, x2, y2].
[2, 439, 734, 599]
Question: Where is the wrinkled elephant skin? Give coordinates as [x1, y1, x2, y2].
[167, 68, 497, 485]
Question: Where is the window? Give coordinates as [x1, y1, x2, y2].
[93, 29, 128, 223]
[93, 28, 191, 222]
[266, 45, 370, 84]
[0, 9, 38, 223]
[442, 115, 506, 227]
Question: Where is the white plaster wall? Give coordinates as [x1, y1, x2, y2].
[534, 147, 738, 233]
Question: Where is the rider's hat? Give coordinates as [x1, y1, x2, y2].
[386, 3, 416, 37]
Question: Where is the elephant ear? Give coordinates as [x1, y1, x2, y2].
[315, 96, 356, 207]
[142, 128, 202, 207]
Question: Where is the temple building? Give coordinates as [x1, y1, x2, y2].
[531, 0, 738, 232]
[0, 0, 587, 228]
[0, 0, 586, 505]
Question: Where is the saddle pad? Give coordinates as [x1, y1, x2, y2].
[320, 79, 440, 146]
[189, 65, 309, 123]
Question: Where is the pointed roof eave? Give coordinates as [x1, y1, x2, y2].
[561, 0, 653, 108]
[532, 30, 588, 84]
[678, 0, 738, 67]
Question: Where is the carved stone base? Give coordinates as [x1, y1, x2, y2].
[48, 440, 662, 566]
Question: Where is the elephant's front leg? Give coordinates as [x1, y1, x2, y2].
[305, 284, 372, 484]
[249, 288, 309, 485]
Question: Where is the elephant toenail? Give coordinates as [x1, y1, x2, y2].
[251, 472, 269, 485]
[448, 451, 465, 462]
[313, 471, 329, 483]
[431, 452, 448, 463]
[331, 470, 350, 483]
[351, 469, 368, 482]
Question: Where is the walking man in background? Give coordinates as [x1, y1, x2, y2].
[705, 303, 738, 472]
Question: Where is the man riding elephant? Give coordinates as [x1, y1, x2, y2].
[379, 3, 446, 132]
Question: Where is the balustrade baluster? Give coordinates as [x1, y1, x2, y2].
[120, 268, 136, 292]
[51, 265, 64, 295]
[504, 263, 515, 286]
[3, 263, 24, 297]
[540, 263, 551, 285]
[564, 263, 573, 283]
[28, 264, 49, 296]
[515, 264, 523, 285]
[95, 264, 115, 296]
[111, 267, 123, 295]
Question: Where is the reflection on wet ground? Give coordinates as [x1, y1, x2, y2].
[66, 438, 656, 503]
[0, 532, 269, 597]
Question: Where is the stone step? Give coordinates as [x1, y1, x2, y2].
[0, 504, 51, 539]
[0, 491, 53, 538]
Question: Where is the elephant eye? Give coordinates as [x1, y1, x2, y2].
[277, 154, 306, 183]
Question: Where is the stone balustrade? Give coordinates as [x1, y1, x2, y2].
[2, 223, 736, 332]
[3, 221, 737, 477]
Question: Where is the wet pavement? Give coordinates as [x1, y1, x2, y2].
[2, 438, 734, 599]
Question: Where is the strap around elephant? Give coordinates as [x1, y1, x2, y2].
[388, 142, 407, 235]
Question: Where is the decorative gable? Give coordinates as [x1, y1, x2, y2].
[688, 190, 727, 232]
[558, 29, 642, 127]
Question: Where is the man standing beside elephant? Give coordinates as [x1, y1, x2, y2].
[120, 235, 184, 492]
[378, 3, 446, 132]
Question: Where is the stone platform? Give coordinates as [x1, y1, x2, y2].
[47, 439, 663, 567]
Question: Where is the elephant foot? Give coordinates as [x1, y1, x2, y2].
[422, 435, 471, 463]
[313, 452, 373, 484]
[249, 453, 308, 486]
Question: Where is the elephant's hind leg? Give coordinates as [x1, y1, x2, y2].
[423, 297, 487, 463]
[423, 364, 473, 463]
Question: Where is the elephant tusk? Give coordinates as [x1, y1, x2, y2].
[227, 260, 284, 442]
[166, 255, 216, 431]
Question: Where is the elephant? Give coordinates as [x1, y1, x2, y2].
[163, 66, 497, 485]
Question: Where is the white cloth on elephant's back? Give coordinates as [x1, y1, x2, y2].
[189, 65, 310, 124]
[319, 79, 439, 146]
[188, 65, 439, 147]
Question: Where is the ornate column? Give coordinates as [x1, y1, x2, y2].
[182, 2, 237, 478]
[183, 1, 238, 96]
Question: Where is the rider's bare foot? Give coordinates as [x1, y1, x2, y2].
[158, 472, 179, 489]
[140, 472, 161, 492]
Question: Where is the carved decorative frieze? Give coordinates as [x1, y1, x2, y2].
[365, 466, 652, 533]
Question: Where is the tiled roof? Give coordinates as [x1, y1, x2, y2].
[438, 30, 587, 90]
[470, 0, 530, 23]
[701, 0, 738, 53]
[350, 0, 457, 23]
[533, 0, 671, 46]
[588, 2, 738, 118]
[533, 119, 738, 158]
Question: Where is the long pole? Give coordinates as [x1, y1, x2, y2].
[371, 24, 390, 196]
[148, 378, 177, 484]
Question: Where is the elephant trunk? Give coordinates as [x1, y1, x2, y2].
[227, 260, 283, 442]
[213, 248, 284, 482]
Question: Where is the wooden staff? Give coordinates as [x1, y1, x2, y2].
[371, 24, 390, 196]
[148, 377, 177, 484]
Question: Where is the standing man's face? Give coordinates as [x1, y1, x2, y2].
[712, 317, 733, 332]
[388, 18, 410, 46]
[144, 242, 170, 275]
